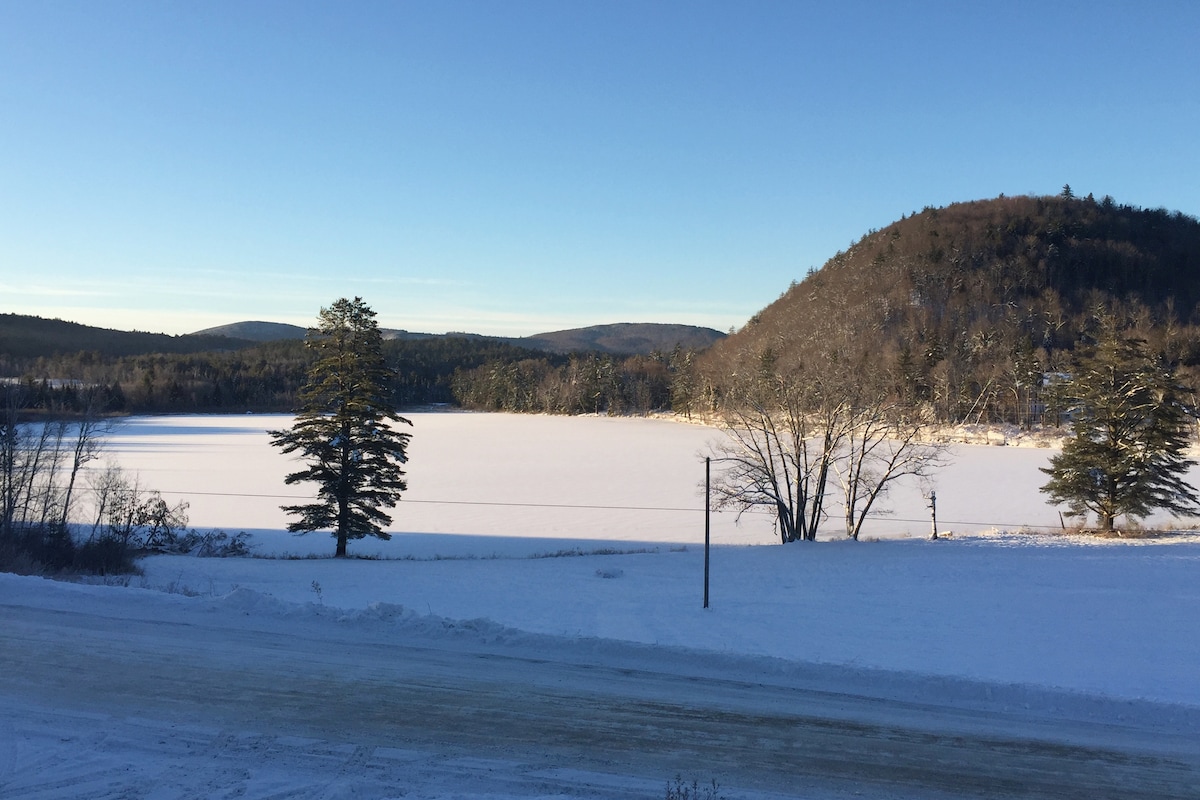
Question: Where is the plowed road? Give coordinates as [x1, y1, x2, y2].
[3, 601, 1198, 799]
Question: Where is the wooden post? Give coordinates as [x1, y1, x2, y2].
[928, 491, 938, 540]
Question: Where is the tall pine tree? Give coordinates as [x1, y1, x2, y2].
[270, 298, 412, 557]
[1040, 318, 1199, 531]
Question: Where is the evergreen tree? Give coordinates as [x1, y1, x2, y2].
[270, 298, 412, 557]
[1040, 319, 1199, 530]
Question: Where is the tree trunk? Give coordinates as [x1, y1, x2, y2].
[336, 484, 350, 557]
[777, 501, 795, 543]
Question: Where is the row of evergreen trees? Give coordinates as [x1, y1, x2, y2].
[451, 352, 678, 414]
[3, 333, 703, 418]
[1, 337, 588, 416]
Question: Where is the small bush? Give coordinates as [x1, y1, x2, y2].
[0, 539, 44, 576]
[169, 529, 254, 557]
[0, 525, 141, 577]
[665, 776, 724, 800]
[1, 526, 76, 571]
[0, 528, 59, 574]
[161, 578, 206, 597]
[74, 535, 141, 576]
[530, 546, 658, 559]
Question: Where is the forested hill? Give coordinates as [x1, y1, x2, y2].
[0, 314, 256, 359]
[698, 192, 1200, 424]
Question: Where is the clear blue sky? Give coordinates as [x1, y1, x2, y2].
[3, 1, 1198, 337]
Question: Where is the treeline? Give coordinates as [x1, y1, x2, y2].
[3, 339, 311, 414]
[451, 350, 692, 414]
[3, 335, 696, 416]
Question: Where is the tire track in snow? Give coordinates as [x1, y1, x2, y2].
[3, 603, 1199, 799]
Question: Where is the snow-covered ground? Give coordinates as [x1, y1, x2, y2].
[3, 412, 1200, 799]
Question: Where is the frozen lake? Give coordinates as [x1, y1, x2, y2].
[91, 411, 1086, 557]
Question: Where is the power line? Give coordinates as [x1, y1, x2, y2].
[78, 486, 703, 514]
[75, 486, 1065, 529]
[406, 499, 701, 513]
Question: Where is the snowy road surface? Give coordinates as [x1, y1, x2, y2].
[3, 582, 1198, 800]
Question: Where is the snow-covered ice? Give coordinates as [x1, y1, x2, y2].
[3, 412, 1199, 799]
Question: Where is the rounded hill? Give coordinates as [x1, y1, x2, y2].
[699, 193, 1200, 424]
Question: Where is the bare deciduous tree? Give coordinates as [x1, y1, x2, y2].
[837, 401, 948, 540]
[708, 350, 849, 543]
[708, 345, 947, 543]
[1, 387, 115, 538]
[60, 389, 114, 528]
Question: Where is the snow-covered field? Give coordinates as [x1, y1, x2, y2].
[3, 412, 1200, 799]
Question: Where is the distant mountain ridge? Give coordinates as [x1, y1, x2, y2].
[0, 314, 724, 361]
[190, 321, 307, 342]
[193, 320, 725, 355]
[520, 323, 725, 354]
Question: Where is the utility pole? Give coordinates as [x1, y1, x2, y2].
[704, 457, 711, 609]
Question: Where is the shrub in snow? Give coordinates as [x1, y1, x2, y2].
[665, 775, 723, 800]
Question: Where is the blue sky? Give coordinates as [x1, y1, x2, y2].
[2, 1, 1198, 337]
